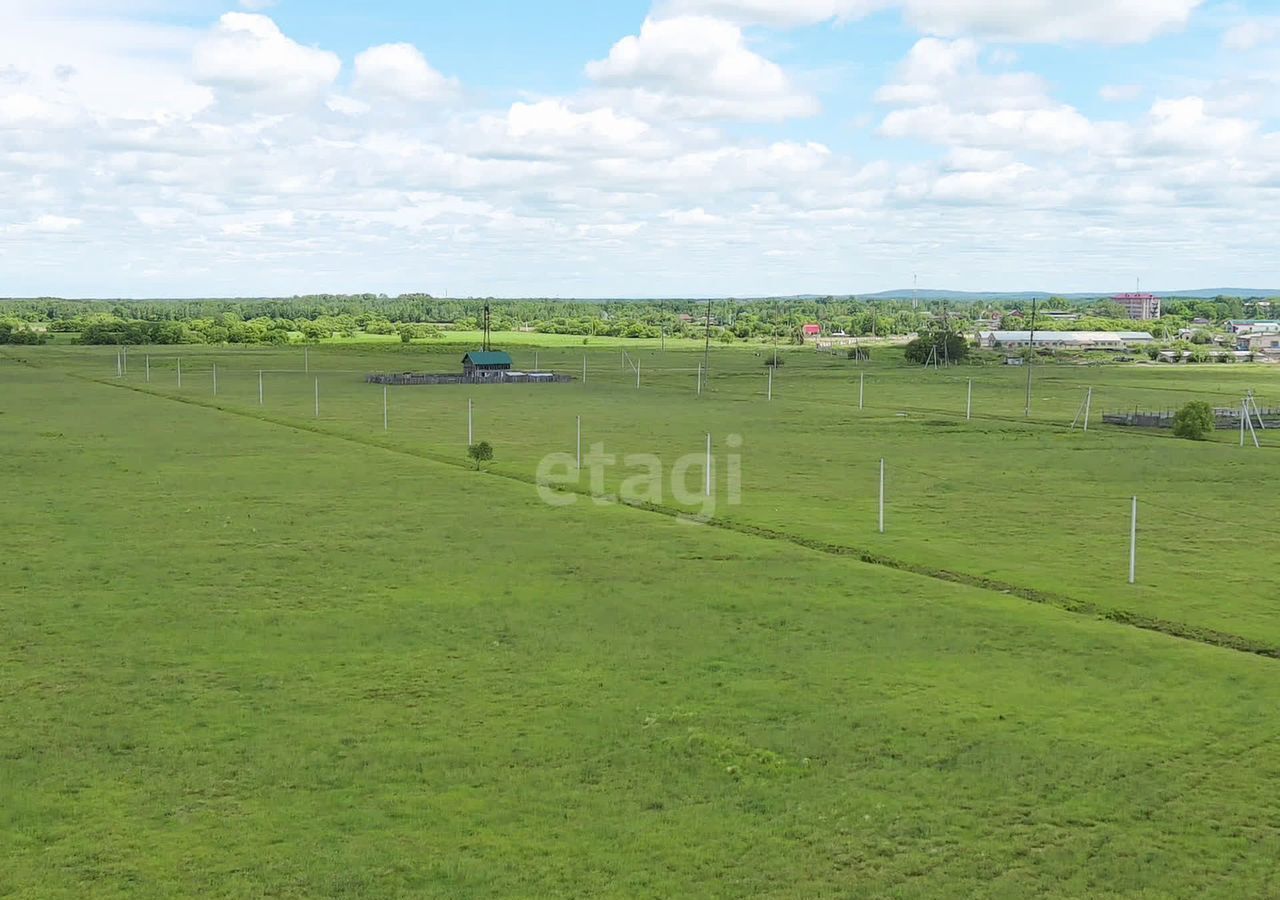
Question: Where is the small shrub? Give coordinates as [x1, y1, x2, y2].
[763, 355, 783, 367]
[1172, 401, 1215, 441]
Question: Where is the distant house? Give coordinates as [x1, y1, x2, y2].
[802, 324, 822, 340]
[977, 331, 1154, 351]
[1226, 320, 1280, 334]
[1238, 332, 1280, 356]
[462, 351, 513, 377]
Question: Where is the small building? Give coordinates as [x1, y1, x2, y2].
[1226, 319, 1280, 334]
[1238, 332, 1280, 356]
[802, 324, 821, 340]
[462, 351, 513, 377]
[1235, 321, 1280, 336]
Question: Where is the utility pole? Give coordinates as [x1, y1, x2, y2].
[1024, 297, 1038, 417]
[879, 459, 886, 534]
[1129, 496, 1138, 584]
[701, 296, 712, 394]
[941, 301, 950, 367]
[705, 434, 712, 497]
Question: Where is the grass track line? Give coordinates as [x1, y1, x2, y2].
[82, 371, 1280, 662]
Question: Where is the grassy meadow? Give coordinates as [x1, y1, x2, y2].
[3, 341, 1279, 897]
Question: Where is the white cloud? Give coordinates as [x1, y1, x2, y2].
[898, 0, 1203, 43]
[659, 0, 1203, 43]
[876, 39, 1101, 151]
[193, 13, 340, 103]
[468, 100, 672, 160]
[353, 43, 458, 104]
[2, 214, 83, 235]
[219, 210, 295, 236]
[1141, 96, 1258, 155]
[0, 92, 76, 127]
[326, 95, 370, 117]
[656, 0, 883, 27]
[1222, 19, 1280, 51]
[586, 16, 818, 121]
[0, 12, 210, 124]
[663, 207, 727, 225]
[0, 0, 1278, 297]
[33, 214, 83, 232]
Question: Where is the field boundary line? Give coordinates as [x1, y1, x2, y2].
[73, 371, 1280, 662]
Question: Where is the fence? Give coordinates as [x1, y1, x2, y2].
[1103, 406, 1280, 429]
[366, 373, 574, 386]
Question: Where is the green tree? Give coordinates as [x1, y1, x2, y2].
[467, 441, 493, 469]
[905, 324, 969, 365]
[1173, 401, 1215, 441]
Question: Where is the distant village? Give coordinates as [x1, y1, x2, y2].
[804, 292, 1280, 363]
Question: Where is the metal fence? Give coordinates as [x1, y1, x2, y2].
[366, 373, 575, 386]
[1103, 406, 1280, 429]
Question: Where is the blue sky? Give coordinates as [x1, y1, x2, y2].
[2, 0, 1279, 297]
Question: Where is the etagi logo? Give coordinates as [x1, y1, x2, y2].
[535, 434, 743, 523]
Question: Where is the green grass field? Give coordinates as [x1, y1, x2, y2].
[4, 343, 1279, 897]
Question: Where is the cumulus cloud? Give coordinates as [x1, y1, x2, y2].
[1141, 96, 1259, 155]
[656, 0, 882, 27]
[1, 0, 1277, 297]
[658, 0, 1203, 43]
[1222, 19, 1280, 51]
[586, 16, 819, 121]
[464, 100, 676, 161]
[876, 38, 1101, 151]
[2, 214, 83, 234]
[0, 10, 210, 124]
[898, 0, 1203, 43]
[353, 43, 458, 103]
[193, 13, 340, 103]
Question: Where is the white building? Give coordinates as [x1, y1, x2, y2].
[976, 331, 1155, 351]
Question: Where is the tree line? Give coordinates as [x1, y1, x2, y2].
[0, 293, 1272, 346]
